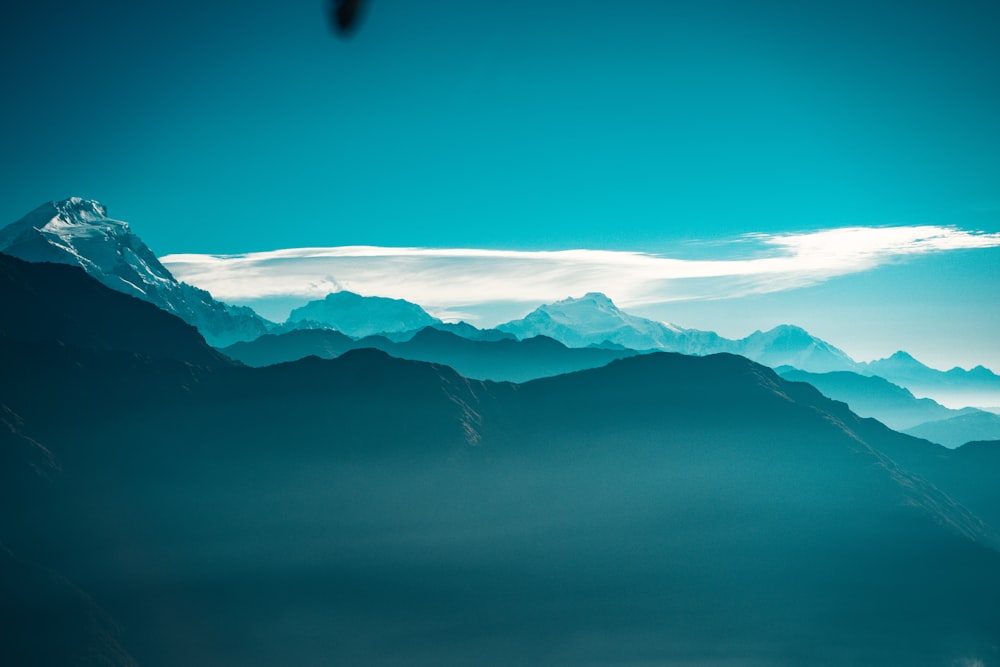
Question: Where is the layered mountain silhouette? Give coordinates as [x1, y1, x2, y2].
[3, 244, 1000, 666]
[496, 294, 1000, 407]
[904, 410, 1000, 448]
[861, 350, 1000, 408]
[222, 326, 643, 381]
[0, 198, 270, 347]
[231, 293, 868, 383]
[777, 367, 975, 431]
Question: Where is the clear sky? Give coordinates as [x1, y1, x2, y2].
[2, 1, 999, 370]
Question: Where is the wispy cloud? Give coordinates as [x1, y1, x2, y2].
[161, 225, 1000, 323]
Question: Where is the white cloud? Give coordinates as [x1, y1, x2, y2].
[161, 225, 1000, 324]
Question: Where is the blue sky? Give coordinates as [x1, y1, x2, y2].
[2, 1, 999, 369]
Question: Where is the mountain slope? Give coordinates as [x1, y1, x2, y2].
[0, 543, 138, 667]
[5, 261, 1000, 666]
[7, 340, 1000, 666]
[0, 253, 232, 367]
[0, 198, 270, 346]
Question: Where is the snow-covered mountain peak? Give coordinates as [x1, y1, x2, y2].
[1, 198, 271, 347]
[577, 292, 616, 306]
[498, 292, 725, 353]
[1, 198, 174, 291]
[6, 197, 126, 240]
[53, 197, 113, 225]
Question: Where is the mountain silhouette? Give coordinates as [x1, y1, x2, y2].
[0, 253, 232, 368]
[4, 223, 1000, 666]
[863, 351, 1000, 408]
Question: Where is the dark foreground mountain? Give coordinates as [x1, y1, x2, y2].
[3, 261, 1000, 666]
[0, 543, 138, 667]
[222, 325, 642, 381]
[0, 253, 232, 368]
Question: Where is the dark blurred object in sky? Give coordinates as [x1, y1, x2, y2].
[328, 0, 368, 36]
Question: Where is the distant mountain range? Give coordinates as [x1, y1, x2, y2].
[776, 367, 974, 431]
[776, 367, 1000, 447]
[860, 350, 1000, 408]
[496, 294, 1000, 409]
[498, 293, 864, 373]
[231, 293, 867, 380]
[4, 252, 1000, 665]
[5, 200, 995, 369]
[3, 197, 998, 422]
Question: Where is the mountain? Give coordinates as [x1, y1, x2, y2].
[904, 411, 1000, 448]
[286, 290, 440, 337]
[0, 198, 270, 347]
[776, 367, 971, 431]
[737, 324, 860, 373]
[222, 326, 641, 381]
[862, 351, 1000, 408]
[497, 292, 731, 353]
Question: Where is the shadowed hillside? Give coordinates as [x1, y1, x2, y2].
[3, 256, 1000, 667]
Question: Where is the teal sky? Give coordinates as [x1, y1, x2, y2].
[2, 1, 999, 369]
